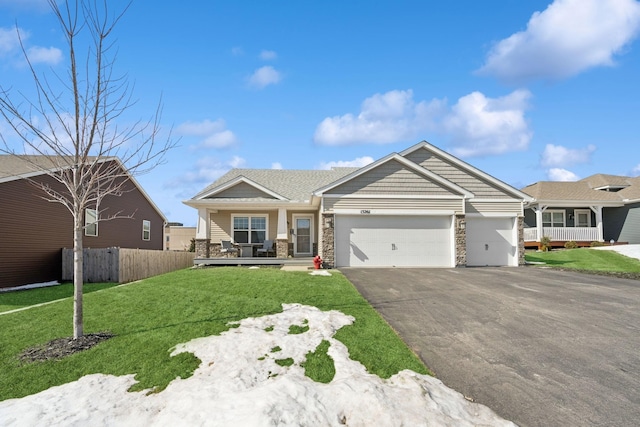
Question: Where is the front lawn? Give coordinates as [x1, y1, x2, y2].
[0, 267, 428, 401]
[525, 248, 640, 273]
[0, 282, 118, 313]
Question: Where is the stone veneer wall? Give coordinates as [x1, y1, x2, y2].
[518, 216, 525, 265]
[321, 213, 335, 267]
[195, 239, 210, 258]
[276, 239, 288, 258]
[455, 215, 466, 267]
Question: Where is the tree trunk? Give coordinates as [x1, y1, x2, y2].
[73, 219, 84, 339]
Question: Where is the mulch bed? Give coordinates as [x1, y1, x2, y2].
[19, 332, 114, 363]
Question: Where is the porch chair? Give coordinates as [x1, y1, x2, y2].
[256, 239, 275, 257]
[220, 240, 238, 257]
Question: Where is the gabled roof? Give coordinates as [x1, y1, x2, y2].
[313, 152, 474, 198]
[401, 141, 533, 201]
[192, 168, 359, 203]
[0, 155, 167, 222]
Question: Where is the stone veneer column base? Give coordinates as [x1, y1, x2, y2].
[517, 216, 525, 266]
[276, 239, 288, 258]
[195, 239, 210, 258]
[455, 215, 466, 267]
[321, 213, 335, 268]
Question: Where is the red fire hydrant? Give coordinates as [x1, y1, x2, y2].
[313, 255, 323, 269]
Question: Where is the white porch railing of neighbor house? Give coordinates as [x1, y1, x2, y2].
[524, 227, 600, 242]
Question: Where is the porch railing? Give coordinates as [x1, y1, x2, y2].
[524, 227, 599, 242]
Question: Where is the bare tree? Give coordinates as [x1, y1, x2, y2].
[0, 0, 175, 339]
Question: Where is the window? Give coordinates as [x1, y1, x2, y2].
[542, 210, 565, 227]
[574, 210, 591, 227]
[85, 208, 98, 236]
[232, 215, 267, 244]
[142, 220, 151, 241]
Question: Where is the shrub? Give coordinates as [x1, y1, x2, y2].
[564, 241, 579, 249]
[540, 236, 552, 252]
[590, 241, 605, 247]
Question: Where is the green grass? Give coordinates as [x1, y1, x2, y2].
[526, 248, 640, 273]
[0, 267, 429, 401]
[0, 282, 119, 313]
[302, 340, 336, 383]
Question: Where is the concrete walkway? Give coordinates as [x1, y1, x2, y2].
[342, 267, 640, 427]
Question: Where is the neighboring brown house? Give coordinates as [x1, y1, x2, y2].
[0, 156, 166, 289]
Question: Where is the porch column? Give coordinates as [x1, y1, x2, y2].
[590, 205, 604, 242]
[276, 208, 289, 258]
[534, 205, 547, 242]
[195, 208, 210, 258]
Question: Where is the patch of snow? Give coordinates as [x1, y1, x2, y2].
[309, 270, 331, 276]
[0, 304, 515, 426]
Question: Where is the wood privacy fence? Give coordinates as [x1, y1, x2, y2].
[62, 248, 196, 283]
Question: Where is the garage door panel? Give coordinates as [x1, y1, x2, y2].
[335, 215, 452, 267]
[466, 217, 516, 267]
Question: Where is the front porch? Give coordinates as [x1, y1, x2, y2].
[524, 226, 601, 248]
[193, 257, 315, 267]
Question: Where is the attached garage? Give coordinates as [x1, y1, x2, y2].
[466, 217, 517, 267]
[335, 215, 453, 267]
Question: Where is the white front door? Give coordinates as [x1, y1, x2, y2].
[293, 215, 313, 256]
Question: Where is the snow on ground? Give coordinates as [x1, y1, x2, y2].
[0, 304, 516, 427]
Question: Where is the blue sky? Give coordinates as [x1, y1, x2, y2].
[1, 0, 640, 226]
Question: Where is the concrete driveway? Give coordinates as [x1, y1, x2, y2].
[341, 267, 640, 427]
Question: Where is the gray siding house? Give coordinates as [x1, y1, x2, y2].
[521, 174, 640, 247]
[184, 141, 532, 268]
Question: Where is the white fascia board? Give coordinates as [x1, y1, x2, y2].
[333, 209, 455, 216]
[466, 212, 519, 218]
[400, 141, 534, 202]
[313, 153, 474, 198]
[322, 194, 463, 199]
[196, 176, 288, 201]
[525, 199, 624, 208]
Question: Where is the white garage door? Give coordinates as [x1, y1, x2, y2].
[466, 217, 517, 267]
[335, 215, 453, 267]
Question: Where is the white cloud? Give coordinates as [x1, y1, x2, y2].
[165, 156, 246, 190]
[631, 164, 640, 176]
[317, 156, 375, 170]
[540, 144, 595, 167]
[247, 66, 282, 89]
[313, 88, 533, 157]
[259, 50, 277, 60]
[443, 90, 532, 157]
[0, 27, 20, 54]
[547, 168, 579, 181]
[313, 90, 444, 145]
[478, 0, 640, 82]
[178, 119, 238, 149]
[231, 46, 243, 56]
[271, 162, 283, 170]
[0, 26, 62, 66]
[26, 45, 63, 65]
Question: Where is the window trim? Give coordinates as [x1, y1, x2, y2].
[231, 214, 268, 244]
[142, 220, 151, 241]
[542, 210, 565, 227]
[85, 208, 98, 237]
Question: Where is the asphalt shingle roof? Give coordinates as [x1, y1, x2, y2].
[521, 174, 640, 203]
[193, 168, 360, 202]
